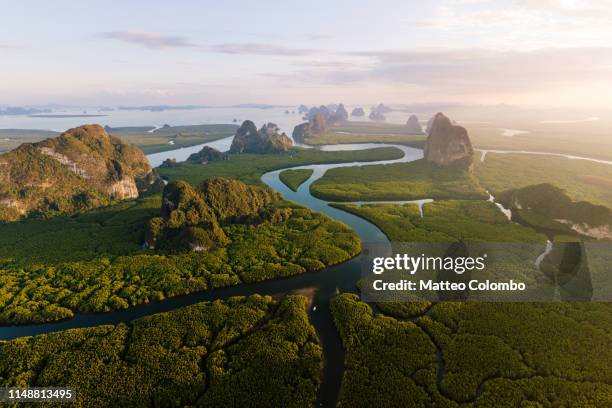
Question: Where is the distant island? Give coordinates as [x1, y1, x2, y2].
[28, 114, 108, 118]
[118, 105, 208, 112]
[115, 104, 285, 112]
[0, 106, 51, 115]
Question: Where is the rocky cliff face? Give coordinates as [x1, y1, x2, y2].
[406, 115, 424, 134]
[423, 113, 474, 167]
[0, 124, 160, 221]
[292, 113, 327, 144]
[425, 116, 435, 135]
[229, 121, 292, 154]
[292, 123, 310, 144]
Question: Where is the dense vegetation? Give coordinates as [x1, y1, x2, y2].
[331, 197, 612, 406]
[145, 178, 280, 251]
[332, 293, 612, 407]
[311, 159, 486, 201]
[497, 183, 612, 238]
[466, 119, 612, 161]
[0, 192, 359, 325]
[332, 200, 545, 242]
[0, 125, 237, 155]
[157, 147, 404, 186]
[306, 132, 425, 147]
[337, 200, 547, 303]
[108, 124, 238, 154]
[300, 121, 427, 146]
[0, 146, 406, 324]
[0, 129, 58, 152]
[187, 146, 228, 163]
[279, 169, 314, 192]
[4, 114, 611, 407]
[0, 195, 160, 264]
[0, 295, 322, 407]
[474, 152, 612, 209]
[328, 121, 424, 135]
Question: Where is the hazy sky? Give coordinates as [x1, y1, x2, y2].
[1, 0, 611, 108]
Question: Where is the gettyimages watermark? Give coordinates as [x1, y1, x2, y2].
[360, 241, 612, 302]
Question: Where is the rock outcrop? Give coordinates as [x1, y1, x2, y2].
[145, 178, 282, 251]
[310, 113, 327, 134]
[368, 103, 391, 122]
[372, 103, 392, 114]
[229, 121, 292, 154]
[187, 146, 227, 163]
[351, 107, 365, 117]
[259, 123, 293, 151]
[292, 123, 310, 144]
[326, 103, 339, 112]
[329, 103, 349, 124]
[159, 158, 177, 168]
[425, 115, 435, 135]
[369, 110, 386, 121]
[293, 103, 349, 143]
[292, 113, 327, 143]
[406, 115, 424, 134]
[0, 124, 160, 221]
[423, 113, 473, 167]
[305, 105, 331, 121]
[306, 104, 347, 124]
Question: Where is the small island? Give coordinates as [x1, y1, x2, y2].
[279, 169, 314, 192]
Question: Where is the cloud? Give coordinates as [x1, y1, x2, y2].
[208, 43, 320, 56]
[0, 43, 21, 50]
[98, 31, 196, 49]
[304, 34, 334, 41]
[413, 0, 612, 48]
[368, 47, 612, 85]
[414, 8, 540, 30]
[517, 0, 612, 14]
[264, 47, 612, 97]
[292, 60, 358, 69]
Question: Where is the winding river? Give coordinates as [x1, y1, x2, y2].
[0, 141, 422, 407]
[2, 137, 606, 406]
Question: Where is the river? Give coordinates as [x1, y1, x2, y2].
[147, 135, 234, 167]
[0, 140, 424, 406]
[0, 138, 582, 406]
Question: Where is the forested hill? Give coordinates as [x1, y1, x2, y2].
[144, 177, 281, 251]
[497, 183, 612, 239]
